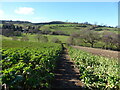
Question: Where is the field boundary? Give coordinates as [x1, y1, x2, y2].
[72, 45, 119, 59]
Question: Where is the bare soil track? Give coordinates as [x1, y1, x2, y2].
[72, 46, 119, 59]
[52, 48, 84, 89]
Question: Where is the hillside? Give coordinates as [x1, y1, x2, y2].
[1, 20, 120, 89]
[1, 20, 118, 35]
[1, 20, 119, 51]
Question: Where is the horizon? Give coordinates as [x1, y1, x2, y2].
[0, 2, 118, 27]
[0, 20, 116, 27]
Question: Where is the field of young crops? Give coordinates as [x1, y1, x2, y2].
[1, 40, 120, 89]
[1, 40, 62, 89]
[68, 47, 120, 90]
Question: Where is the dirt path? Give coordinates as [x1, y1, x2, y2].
[52, 48, 84, 89]
[72, 46, 119, 59]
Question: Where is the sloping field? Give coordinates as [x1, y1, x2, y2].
[72, 46, 119, 59]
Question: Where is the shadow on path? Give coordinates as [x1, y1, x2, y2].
[52, 48, 85, 89]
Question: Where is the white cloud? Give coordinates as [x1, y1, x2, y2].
[14, 7, 34, 15]
[0, 10, 4, 16]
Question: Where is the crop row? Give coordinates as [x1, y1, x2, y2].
[67, 47, 120, 90]
[1, 42, 62, 89]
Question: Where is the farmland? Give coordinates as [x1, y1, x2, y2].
[1, 1, 119, 89]
[1, 40, 62, 89]
[1, 20, 120, 89]
[1, 34, 69, 43]
[1, 20, 119, 51]
[1, 39, 120, 89]
[40, 24, 119, 35]
[72, 46, 119, 59]
[67, 46, 120, 89]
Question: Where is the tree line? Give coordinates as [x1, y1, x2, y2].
[67, 30, 120, 51]
[1, 23, 119, 51]
[1, 23, 68, 37]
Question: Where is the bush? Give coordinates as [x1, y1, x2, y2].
[12, 36, 18, 41]
[51, 37, 61, 43]
[36, 34, 48, 42]
[20, 36, 29, 41]
[66, 37, 75, 45]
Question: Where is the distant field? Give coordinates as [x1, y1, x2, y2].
[2, 39, 61, 48]
[44, 35, 69, 43]
[1, 23, 118, 35]
[40, 24, 82, 35]
[25, 34, 69, 43]
[1, 34, 69, 43]
[1, 35, 12, 40]
[40, 24, 118, 35]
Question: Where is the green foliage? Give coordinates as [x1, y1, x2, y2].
[12, 36, 18, 41]
[67, 47, 120, 89]
[40, 24, 118, 35]
[51, 37, 61, 43]
[36, 34, 48, 42]
[66, 37, 76, 45]
[1, 40, 62, 89]
[20, 36, 29, 41]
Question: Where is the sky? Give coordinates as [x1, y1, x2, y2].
[0, 2, 118, 27]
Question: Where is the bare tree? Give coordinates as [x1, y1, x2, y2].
[70, 32, 80, 38]
[80, 30, 101, 47]
[102, 31, 119, 49]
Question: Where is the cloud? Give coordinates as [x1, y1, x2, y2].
[0, 10, 4, 16]
[14, 7, 34, 15]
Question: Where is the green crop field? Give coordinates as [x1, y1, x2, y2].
[1, 1, 119, 89]
[2, 40, 119, 89]
[1, 40, 62, 89]
[1, 20, 119, 89]
[67, 46, 120, 89]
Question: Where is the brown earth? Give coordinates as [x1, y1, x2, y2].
[52, 48, 84, 89]
[52, 46, 119, 89]
[72, 46, 120, 59]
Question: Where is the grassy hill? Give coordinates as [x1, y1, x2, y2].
[1, 20, 118, 35]
[1, 20, 119, 51]
[40, 23, 118, 35]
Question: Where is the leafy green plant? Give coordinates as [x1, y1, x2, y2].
[1, 40, 62, 89]
[67, 46, 120, 89]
